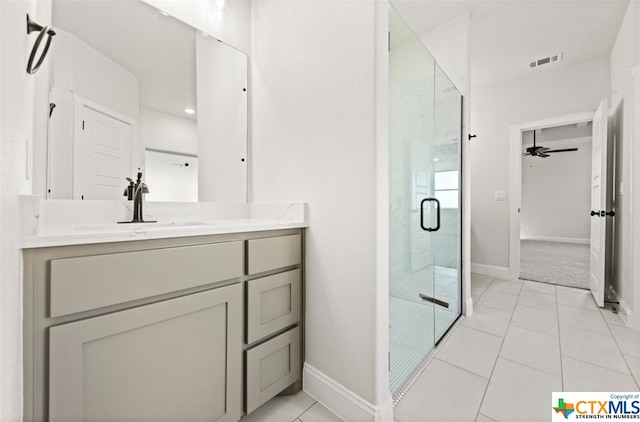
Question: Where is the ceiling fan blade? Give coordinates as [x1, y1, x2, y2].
[546, 148, 579, 153]
[537, 153, 550, 158]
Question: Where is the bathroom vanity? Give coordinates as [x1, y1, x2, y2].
[22, 222, 305, 422]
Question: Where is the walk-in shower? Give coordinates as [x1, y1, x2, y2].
[388, 6, 463, 401]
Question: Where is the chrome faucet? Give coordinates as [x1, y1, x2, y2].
[120, 171, 155, 223]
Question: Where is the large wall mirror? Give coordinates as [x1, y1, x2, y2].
[48, 0, 248, 202]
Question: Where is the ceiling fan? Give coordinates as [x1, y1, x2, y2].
[523, 130, 578, 158]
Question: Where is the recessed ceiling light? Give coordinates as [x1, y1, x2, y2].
[184, 108, 195, 114]
[211, 0, 229, 20]
[433, 158, 439, 162]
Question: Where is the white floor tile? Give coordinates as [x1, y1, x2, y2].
[487, 279, 523, 296]
[517, 289, 557, 312]
[556, 285, 590, 295]
[476, 414, 496, 422]
[510, 304, 559, 337]
[499, 325, 561, 376]
[522, 280, 557, 296]
[476, 290, 518, 313]
[600, 305, 626, 327]
[609, 325, 640, 359]
[394, 358, 488, 422]
[560, 325, 630, 374]
[558, 304, 609, 335]
[461, 305, 512, 337]
[480, 358, 562, 422]
[241, 392, 316, 422]
[299, 402, 343, 422]
[562, 356, 639, 391]
[472, 280, 493, 298]
[436, 326, 502, 378]
[471, 273, 495, 284]
[624, 354, 640, 387]
[556, 289, 599, 311]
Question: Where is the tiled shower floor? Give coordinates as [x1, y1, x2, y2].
[390, 266, 461, 396]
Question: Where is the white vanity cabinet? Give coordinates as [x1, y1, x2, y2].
[22, 229, 304, 422]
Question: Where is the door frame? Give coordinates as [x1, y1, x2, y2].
[508, 111, 595, 279]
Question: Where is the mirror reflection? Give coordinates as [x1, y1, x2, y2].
[48, 0, 248, 202]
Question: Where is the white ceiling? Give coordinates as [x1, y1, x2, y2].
[392, 0, 629, 87]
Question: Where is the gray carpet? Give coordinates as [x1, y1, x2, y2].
[520, 240, 590, 289]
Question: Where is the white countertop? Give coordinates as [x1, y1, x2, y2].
[20, 197, 307, 248]
[21, 219, 307, 248]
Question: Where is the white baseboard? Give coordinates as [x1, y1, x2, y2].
[520, 235, 590, 245]
[303, 363, 394, 422]
[617, 296, 635, 328]
[470, 263, 512, 279]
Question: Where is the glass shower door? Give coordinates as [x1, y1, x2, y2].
[388, 6, 462, 400]
[432, 64, 463, 342]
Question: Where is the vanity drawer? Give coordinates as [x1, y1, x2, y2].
[245, 326, 300, 414]
[50, 241, 243, 318]
[246, 269, 300, 344]
[247, 234, 301, 275]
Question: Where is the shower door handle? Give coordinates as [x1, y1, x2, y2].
[420, 197, 441, 232]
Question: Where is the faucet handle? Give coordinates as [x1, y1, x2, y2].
[140, 183, 149, 194]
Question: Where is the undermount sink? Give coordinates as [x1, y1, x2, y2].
[72, 221, 210, 232]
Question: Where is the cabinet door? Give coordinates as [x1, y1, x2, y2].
[247, 269, 301, 344]
[49, 284, 242, 422]
[245, 327, 301, 414]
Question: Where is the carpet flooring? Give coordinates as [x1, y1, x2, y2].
[520, 240, 590, 289]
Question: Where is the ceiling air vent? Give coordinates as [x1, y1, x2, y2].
[528, 52, 564, 69]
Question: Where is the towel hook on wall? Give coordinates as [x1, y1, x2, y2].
[26, 14, 56, 75]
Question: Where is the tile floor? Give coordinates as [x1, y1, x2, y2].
[394, 274, 640, 422]
[242, 274, 640, 422]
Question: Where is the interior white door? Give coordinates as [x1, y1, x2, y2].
[74, 105, 133, 200]
[589, 99, 608, 307]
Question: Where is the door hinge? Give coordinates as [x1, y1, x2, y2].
[82, 120, 85, 130]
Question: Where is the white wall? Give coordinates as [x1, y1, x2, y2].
[521, 137, 591, 242]
[609, 0, 638, 323]
[139, 107, 197, 156]
[419, 14, 470, 99]
[51, 29, 139, 120]
[0, 0, 50, 418]
[470, 57, 610, 268]
[144, 150, 198, 202]
[251, 0, 389, 415]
